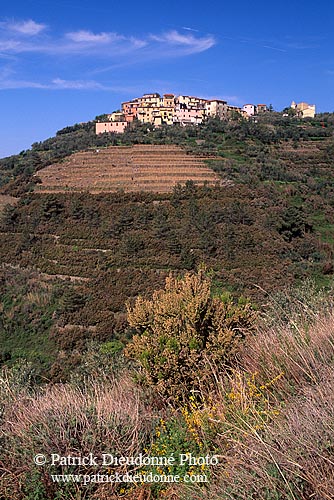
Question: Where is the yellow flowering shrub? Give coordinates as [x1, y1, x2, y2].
[125, 270, 257, 403]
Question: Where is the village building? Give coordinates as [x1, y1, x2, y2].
[176, 95, 207, 108]
[96, 92, 316, 135]
[227, 105, 248, 119]
[96, 121, 128, 134]
[257, 104, 267, 114]
[173, 106, 205, 126]
[139, 93, 162, 107]
[205, 99, 228, 120]
[109, 112, 124, 122]
[162, 94, 176, 107]
[242, 104, 256, 116]
[121, 99, 140, 122]
[290, 101, 316, 118]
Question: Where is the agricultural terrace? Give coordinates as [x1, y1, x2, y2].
[35, 145, 224, 193]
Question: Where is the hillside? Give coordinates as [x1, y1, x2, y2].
[1, 113, 334, 499]
[35, 144, 222, 193]
[1, 114, 334, 378]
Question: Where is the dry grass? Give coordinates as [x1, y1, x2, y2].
[238, 309, 334, 397]
[179, 304, 334, 500]
[0, 373, 155, 499]
[186, 368, 334, 500]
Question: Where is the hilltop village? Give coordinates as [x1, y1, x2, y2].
[96, 92, 316, 134]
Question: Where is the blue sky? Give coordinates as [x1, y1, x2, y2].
[0, 0, 333, 158]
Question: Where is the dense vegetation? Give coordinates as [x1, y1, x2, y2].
[0, 178, 332, 379]
[1, 112, 334, 498]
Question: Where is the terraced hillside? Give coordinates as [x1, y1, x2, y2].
[35, 144, 223, 193]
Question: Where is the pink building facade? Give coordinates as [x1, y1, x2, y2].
[122, 100, 139, 122]
[96, 121, 128, 134]
[173, 107, 204, 125]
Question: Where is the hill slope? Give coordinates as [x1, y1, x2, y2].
[35, 144, 223, 193]
[1, 114, 334, 379]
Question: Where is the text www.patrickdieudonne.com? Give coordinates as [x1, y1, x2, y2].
[50, 471, 208, 485]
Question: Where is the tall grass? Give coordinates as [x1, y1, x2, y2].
[0, 371, 154, 499]
[185, 367, 334, 500]
[180, 289, 334, 500]
[239, 285, 334, 395]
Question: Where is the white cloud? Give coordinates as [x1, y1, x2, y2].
[0, 76, 153, 93]
[0, 21, 217, 89]
[128, 37, 147, 49]
[0, 21, 215, 59]
[52, 78, 104, 89]
[0, 79, 47, 89]
[7, 20, 46, 36]
[150, 30, 216, 54]
[262, 45, 287, 52]
[200, 93, 243, 105]
[182, 27, 199, 33]
[0, 40, 21, 51]
[66, 30, 119, 44]
[221, 95, 243, 105]
[0, 77, 105, 90]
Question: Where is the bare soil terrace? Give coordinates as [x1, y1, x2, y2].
[35, 144, 224, 193]
[0, 195, 19, 213]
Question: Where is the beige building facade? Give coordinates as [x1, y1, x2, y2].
[120, 92, 256, 127]
[242, 104, 256, 116]
[205, 99, 228, 119]
[291, 101, 316, 118]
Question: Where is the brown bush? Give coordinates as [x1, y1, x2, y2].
[125, 269, 257, 403]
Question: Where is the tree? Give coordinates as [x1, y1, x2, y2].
[282, 107, 297, 117]
[41, 195, 64, 220]
[278, 206, 311, 242]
